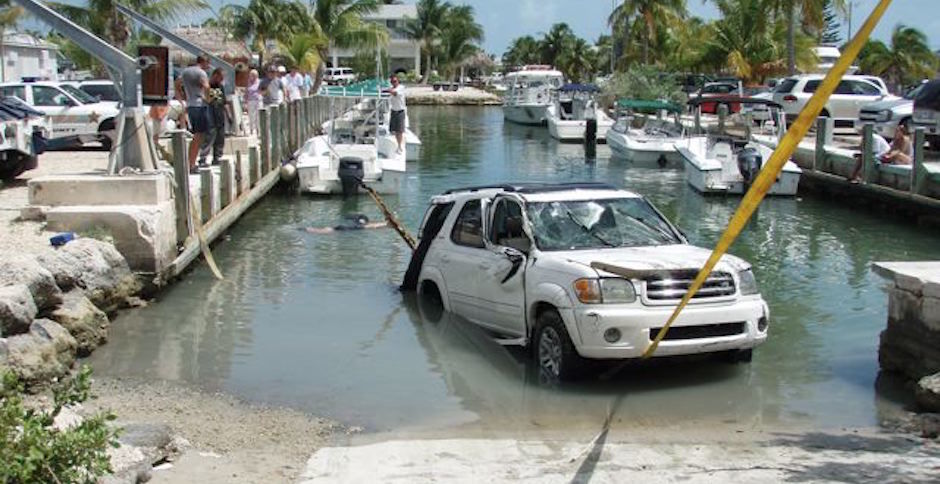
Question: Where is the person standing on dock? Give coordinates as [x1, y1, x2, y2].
[182, 55, 211, 173]
[243, 69, 261, 136]
[201, 68, 229, 166]
[263, 66, 284, 107]
[386, 74, 406, 154]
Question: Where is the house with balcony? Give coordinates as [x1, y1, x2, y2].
[329, 4, 421, 76]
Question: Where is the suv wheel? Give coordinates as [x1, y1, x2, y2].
[534, 309, 582, 381]
[718, 349, 753, 364]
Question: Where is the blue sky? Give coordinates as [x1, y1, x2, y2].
[453, 0, 940, 55]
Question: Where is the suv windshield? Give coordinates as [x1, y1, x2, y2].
[60, 84, 99, 104]
[525, 198, 681, 251]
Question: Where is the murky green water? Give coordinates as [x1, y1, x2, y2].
[89, 107, 940, 437]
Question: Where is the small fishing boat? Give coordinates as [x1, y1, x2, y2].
[546, 83, 614, 142]
[294, 81, 406, 196]
[675, 96, 801, 196]
[606, 99, 686, 167]
[502, 65, 565, 125]
[339, 96, 422, 161]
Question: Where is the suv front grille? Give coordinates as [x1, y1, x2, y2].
[644, 270, 736, 301]
[858, 110, 880, 122]
[650, 322, 746, 341]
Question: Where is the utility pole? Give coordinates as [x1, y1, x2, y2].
[610, 0, 615, 74]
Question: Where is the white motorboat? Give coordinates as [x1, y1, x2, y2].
[606, 99, 686, 167]
[502, 65, 565, 125]
[343, 98, 422, 161]
[295, 87, 406, 196]
[546, 83, 614, 142]
[676, 96, 801, 196]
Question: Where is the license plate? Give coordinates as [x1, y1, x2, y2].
[914, 109, 937, 122]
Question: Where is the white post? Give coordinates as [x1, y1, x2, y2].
[414, 44, 421, 77]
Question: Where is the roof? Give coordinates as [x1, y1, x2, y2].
[435, 183, 641, 202]
[363, 4, 417, 19]
[161, 26, 251, 60]
[1, 31, 57, 50]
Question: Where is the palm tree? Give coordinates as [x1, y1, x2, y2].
[538, 23, 575, 67]
[0, 0, 22, 82]
[437, 5, 483, 80]
[406, 0, 450, 83]
[764, 0, 846, 75]
[279, 33, 327, 73]
[228, 0, 315, 52]
[502, 35, 540, 68]
[557, 37, 595, 82]
[704, 0, 816, 84]
[51, 0, 208, 51]
[608, 0, 686, 65]
[310, 0, 387, 89]
[858, 25, 937, 92]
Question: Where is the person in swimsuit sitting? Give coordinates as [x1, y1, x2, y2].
[305, 214, 388, 234]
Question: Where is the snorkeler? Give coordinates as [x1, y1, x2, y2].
[304, 214, 388, 234]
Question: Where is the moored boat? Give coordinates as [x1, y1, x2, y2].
[546, 83, 614, 142]
[606, 99, 686, 167]
[502, 65, 565, 126]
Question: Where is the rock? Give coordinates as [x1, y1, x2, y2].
[0, 284, 37, 336]
[49, 290, 108, 356]
[34, 248, 83, 291]
[0, 254, 63, 311]
[916, 413, 940, 439]
[120, 423, 173, 454]
[916, 373, 940, 413]
[102, 444, 152, 484]
[0, 319, 77, 384]
[57, 239, 141, 312]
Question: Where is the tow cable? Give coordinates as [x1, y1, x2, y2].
[357, 178, 417, 251]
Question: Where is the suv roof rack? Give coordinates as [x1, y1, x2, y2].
[442, 182, 618, 195]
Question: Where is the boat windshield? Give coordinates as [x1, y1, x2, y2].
[525, 198, 681, 251]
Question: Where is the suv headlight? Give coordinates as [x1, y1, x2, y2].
[877, 110, 893, 122]
[738, 269, 759, 296]
[573, 278, 636, 304]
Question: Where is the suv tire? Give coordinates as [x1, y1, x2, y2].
[534, 309, 583, 381]
[718, 348, 753, 364]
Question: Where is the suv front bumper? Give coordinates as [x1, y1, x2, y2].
[569, 298, 769, 359]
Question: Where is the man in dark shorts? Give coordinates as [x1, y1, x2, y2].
[386, 74, 406, 154]
[202, 68, 229, 166]
[182, 55, 211, 173]
[304, 214, 387, 234]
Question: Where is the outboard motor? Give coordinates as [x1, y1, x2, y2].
[736, 147, 762, 188]
[337, 157, 364, 198]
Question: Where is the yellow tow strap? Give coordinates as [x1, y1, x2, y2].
[642, 0, 893, 359]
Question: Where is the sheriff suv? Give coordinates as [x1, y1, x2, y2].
[413, 183, 769, 380]
[0, 81, 120, 150]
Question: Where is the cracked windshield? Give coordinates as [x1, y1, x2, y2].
[2, 0, 939, 482]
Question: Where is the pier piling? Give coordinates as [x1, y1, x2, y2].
[199, 167, 213, 223]
[260, 108, 271, 173]
[171, 131, 191, 245]
[249, 146, 260, 187]
[220, 158, 235, 208]
[815, 118, 828, 172]
[862, 123, 875, 183]
[913, 127, 926, 195]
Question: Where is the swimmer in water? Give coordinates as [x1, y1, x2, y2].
[304, 214, 387, 234]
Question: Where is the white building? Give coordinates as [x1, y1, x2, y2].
[330, 4, 421, 76]
[1, 32, 58, 82]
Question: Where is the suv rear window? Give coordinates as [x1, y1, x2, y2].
[774, 79, 797, 94]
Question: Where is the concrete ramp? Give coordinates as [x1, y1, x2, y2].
[299, 434, 940, 483]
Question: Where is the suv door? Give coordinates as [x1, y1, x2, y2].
[846, 80, 883, 119]
[475, 196, 529, 336]
[30, 85, 79, 138]
[442, 199, 492, 325]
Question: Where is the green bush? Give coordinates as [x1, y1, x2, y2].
[602, 65, 686, 108]
[0, 366, 120, 484]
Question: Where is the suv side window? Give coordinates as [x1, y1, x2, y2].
[490, 199, 530, 252]
[852, 80, 880, 95]
[834, 81, 855, 95]
[0, 85, 25, 101]
[803, 80, 821, 93]
[32, 86, 72, 106]
[450, 199, 485, 248]
[774, 78, 797, 94]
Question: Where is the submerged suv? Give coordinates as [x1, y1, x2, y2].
[412, 183, 769, 380]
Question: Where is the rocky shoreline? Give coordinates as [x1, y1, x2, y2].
[405, 85, 502, 106]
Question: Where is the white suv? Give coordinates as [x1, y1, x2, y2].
[411, 183, 770, 380]
[324, 67, 356, 86]
[0, 81, 120, 149]
[773, 74, 897, 127]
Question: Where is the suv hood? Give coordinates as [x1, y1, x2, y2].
[861, 97, 910, 112]
[551, 244, 750, 275]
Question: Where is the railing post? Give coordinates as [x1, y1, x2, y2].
[717, 104, 727, 135]
[815, 117, 828, 172]
[270, 104, 280, 167]
[694, 108, 701, 135]
[171, 131, 191, 245]
[259, 107, 271, 173]
[862, 123, 876, 183]
[913, 127, 926, 194]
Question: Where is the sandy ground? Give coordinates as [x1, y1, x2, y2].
[84, 378, 340, 483]
[0, 149, 109, 254]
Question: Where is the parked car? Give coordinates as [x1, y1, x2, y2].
[695, 82, 743, 114]
[0, 96, 50, 181]
[323, 67, 356, 86]
[413, 182, 770, 380]
[856, 82, 925, 139]
[772, 74, 897, 127]
[913, 79, 940, 149]
[75, 79, 121, 102]
[0, 81, 119, 150]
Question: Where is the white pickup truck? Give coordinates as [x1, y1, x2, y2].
[0, 81, 120, 150]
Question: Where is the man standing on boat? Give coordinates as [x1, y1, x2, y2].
[386, 74, 406, 154]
